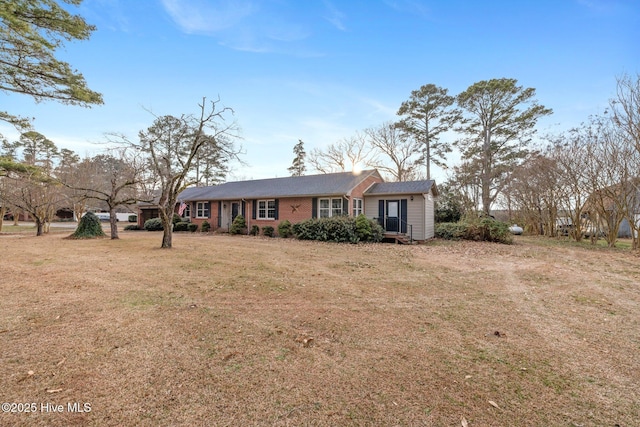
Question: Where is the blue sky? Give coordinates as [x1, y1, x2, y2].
[2, 0, 639, 182]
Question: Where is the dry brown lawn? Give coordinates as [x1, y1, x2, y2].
[0, 230, 639, 426]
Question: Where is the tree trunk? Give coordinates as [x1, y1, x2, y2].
[35, 218, 44, 236]
[161, 226, 172, 248]
[109, 207, 119, 239]
[0, 206, 5, 232]
[159, 209, 173, 248]
[481, 133, 492, 215]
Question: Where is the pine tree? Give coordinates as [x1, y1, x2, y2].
[288, 139, 306, 176]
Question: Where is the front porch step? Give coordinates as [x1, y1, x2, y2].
[383, 233, 415, 245]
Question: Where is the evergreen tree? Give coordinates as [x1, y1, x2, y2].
[456, 78, 552, 215]
[288, 139, 306, 176]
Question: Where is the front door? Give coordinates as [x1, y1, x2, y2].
[231, 202, 239, 222]
[385, 200, 400, 233]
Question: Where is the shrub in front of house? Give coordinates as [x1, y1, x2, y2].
[369, 220, 385, 242]
[277, 220, 293, 238]
[144, 217, 163, 231]
[69, 212, 106, 239]
[436, 217, 512, 244]
[124, 224, 141, 231]
[249, 225, 260, 236]
[230, 215, 246, 235]
[435, 222, 467, 240]
[293, 216, 384, 243]
[172, 213, 182, 225]
[201, 220, 211, 232]
[355, 214, 372, 241]
[262, 225, 275, 237]
[173, 221, 190, 232]
[188, 223, 198, 232]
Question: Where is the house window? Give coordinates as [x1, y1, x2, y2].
[182, 204, 191, 218]
[332, 198, 342, 216]
[196, 202, 209, 218]
[319, 199, 330, 218]
[352, 198, 363, 216]
[319, 198, 343, 217]
[258, 200, 276, 220]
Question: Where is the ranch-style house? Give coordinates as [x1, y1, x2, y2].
[138, 169, 438, 241]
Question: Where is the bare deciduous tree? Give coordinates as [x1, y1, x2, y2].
[308, 133, 375, 174]
[365, 122, 421, 182]
[62, 149, 149, 239]
[136, 97, 241, 248]
[503, 151, 561, 235]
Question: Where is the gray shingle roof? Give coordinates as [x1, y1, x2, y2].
[364, 180, 437, 196]
[178, 170, 381, 201]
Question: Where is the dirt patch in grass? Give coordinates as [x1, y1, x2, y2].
[1, 233, 638, 426]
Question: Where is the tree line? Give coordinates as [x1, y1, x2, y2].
[1, 1, 242, 248]
[2, 1, 639, 250]
[290, 75, 640, 250]
[293, 78, 552, 218]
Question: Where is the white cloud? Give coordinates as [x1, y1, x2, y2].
[160, 0, 318, 55]
[160, 0, 257, 34]
[383, 0, 430, 18]
[575, 0, 620, 14]
[323, 1, 347, 31]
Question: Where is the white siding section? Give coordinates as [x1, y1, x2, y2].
[364, 197, 380, 223]
[406, 195, 425, 240]
[364, 194, 433, 240]
[425, 191, 435, 239]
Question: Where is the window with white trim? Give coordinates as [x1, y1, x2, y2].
[182, 204, 191, 218]
[332, 198, 342, 217]
[319, 198, 343, 217]
[257, 199, 276, 220]
[196, 202, 209, 218]
[352, 198, 363, 216]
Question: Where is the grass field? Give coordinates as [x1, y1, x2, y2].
[1, 231, 639, 426]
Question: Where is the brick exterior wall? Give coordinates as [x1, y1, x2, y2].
[348, 174, 383, 213]
[138, 171, 385, 234]
[246, 197, 313, 233]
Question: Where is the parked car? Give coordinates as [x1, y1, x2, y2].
[93, 213, 118, 222]
[508, 224, 523, 235]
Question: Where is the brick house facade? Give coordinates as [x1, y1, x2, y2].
[138, 169, 438, 240]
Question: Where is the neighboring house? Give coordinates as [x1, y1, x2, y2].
[582, 180, 640, 238]
[138, 169, 439, 241]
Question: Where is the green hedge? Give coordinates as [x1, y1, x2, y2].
[230, 215, 246, 235]
[293, 215, 384, 243]
[262, 225, 274, 237]
[173, 221, 190, 232]
[435, 217, 513, 244]
[144, 217, 163, 231]
[278, 220, 293, 238]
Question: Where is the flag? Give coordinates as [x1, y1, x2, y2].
[178, 201, 187, 216]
